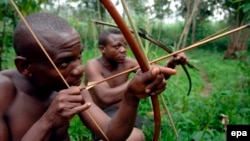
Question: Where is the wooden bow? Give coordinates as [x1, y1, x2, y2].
[100, 0, 161, 140]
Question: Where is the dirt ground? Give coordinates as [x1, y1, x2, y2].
[200, 70, 212, 96]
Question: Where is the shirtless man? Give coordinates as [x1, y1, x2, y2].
[0, 13, 176, 141]
[84, 28, 187, 140]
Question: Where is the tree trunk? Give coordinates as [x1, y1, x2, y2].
[223, 10, 249, 59]
[223, 29, 249, 59]
[191, 18, 197, 44]
[176, 0, 200, 50]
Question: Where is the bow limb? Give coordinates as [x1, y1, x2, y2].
[181, 64, 192, 96]
[99, 0, 161, 140]
[9, 0, 109, 140]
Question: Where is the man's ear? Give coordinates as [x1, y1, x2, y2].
[99, 45, 105, 53]
[15, 56, 31, 77]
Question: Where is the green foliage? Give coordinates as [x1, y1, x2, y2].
[143, 20, 231, 53]
[224, 0, 250, 24]
[195, 22, 229, 51]
[239, 1, 250, 22]
[235, 50, 250, 94]
[150, 21, 184, 47]
[0, 0, 16, 70]
[69, 116, 92, 141]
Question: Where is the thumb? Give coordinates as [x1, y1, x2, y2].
[150, 67, 160, 77]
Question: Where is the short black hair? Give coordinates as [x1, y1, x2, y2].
[98, 28, 122, 46]
[14, 12, 75, 57]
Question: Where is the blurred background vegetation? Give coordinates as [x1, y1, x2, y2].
[0, 0, 249, 140]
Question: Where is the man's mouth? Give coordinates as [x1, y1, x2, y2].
[118, 55, 126, 61]
[72, 80, 81, 86]
[70, 76, 83, 86]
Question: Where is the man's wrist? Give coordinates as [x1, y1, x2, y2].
[123, 90, 140, 107]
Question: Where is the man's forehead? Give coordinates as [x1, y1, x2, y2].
[28, 29, 80, 56]
[40, 29, 79, 43]
[108, 33, 125, 41]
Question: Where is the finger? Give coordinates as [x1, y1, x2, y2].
[56, 92, 84, 104]
[149, 82, 167, 96]
[63, 101, 82, 109]
[71, 102, 92, 114]
[135, 68, 158, 84]
[139, 80, 166, 98]
[150, 67, 160, 76]
[59, 86, 82, 96]
[145, 75, 166, 94]
[67, 95, 84, 103]
[156, 66, 176, 75]
[174, 52, 188, 64]
[62, 102, 91, 118]
[57, 96, 84, 108]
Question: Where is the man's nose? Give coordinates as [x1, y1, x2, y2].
[120, 46, 126, 52]
[72, 65, 84, 76]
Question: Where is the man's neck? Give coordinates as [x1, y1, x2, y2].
[99, 56, 119, 70]
[19, 76, 55, 101]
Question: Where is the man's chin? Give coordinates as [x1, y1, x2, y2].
[69, 80, 82, 87]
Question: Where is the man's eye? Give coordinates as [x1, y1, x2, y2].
[58, 58, 72, 68]
[114, 43, 125, 49]
[123, 43, 128, 48]
[59, 62, 69, 68]
[113, 44, 119, 49]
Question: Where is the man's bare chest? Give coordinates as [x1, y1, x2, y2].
[102, 67, 130, 87]
[6, 93, 47, 136]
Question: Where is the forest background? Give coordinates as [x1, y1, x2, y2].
[0, 0, 249, 140]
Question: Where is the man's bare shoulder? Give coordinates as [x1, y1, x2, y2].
[0, 69, 19, 87]
[125, 57, 138, 67]
[0, 69, 17, 112]
[0, 69, 17, 88]
[85, 58, 102, 71]
[85, 58, 100, 67]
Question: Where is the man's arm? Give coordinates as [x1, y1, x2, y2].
[0, 118, 9, 141]
[80, 66, 176, 141]
[0, 74, 55, 141]
[0, 73, 56, 141]
[0, 75, 16, 141]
